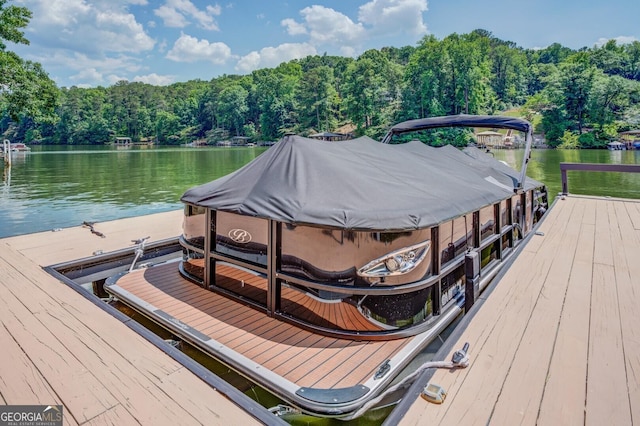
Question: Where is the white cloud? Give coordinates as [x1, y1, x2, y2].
[281, 18, 307, 36]
[35, 50, 145, 87]
[235, 43, 317, 73]
[279, 1, 428, 56]
[166, 33, 232, 64]
[299, 5, 366, 46]
[70, 68, 103, 85]
[18, 0, 92, 27]
[154, 0, 221, 31]
[359, 0, 428, 36]
[154, 5, 189, 27]
[236, 51, 261, 73]
[594, 35, 639, 47]
[133, 73, 175, 85]
[105, 74, 131, 86]
[18, 0, 155, 54]
[95, 11, 156, 52]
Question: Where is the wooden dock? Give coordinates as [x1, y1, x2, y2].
[3, 194, 640, 425]
[0, 211, 275, 426]
[390, 194, 640, 425]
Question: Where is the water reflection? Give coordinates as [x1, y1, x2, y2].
[492, 148, 640, 199]
[0, 146, 267, 238]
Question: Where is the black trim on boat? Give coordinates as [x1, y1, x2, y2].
[296, 385, 370, 404]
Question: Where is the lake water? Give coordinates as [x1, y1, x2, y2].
[1, 145, 639, 238]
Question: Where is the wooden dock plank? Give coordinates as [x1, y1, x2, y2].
[2, 210, 183, 266]
[433, 202, 573, 424]
[83, 404, 137, 426]
[584, 200, 632, 425]
[0, 284, 120, 423]
[536, 216, 594, 424]
[395, 196, 640, 426]
[0, 211, 263, 426]
[489, 196, 585, 425]
[0, 324, 80, 426]
[614, 201, 640, 424]
[0, 255, 257, 426]
[625, 200, 640, 230]
[396, 196, 581, 425]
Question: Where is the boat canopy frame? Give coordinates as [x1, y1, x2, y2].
[381, 114, 534, 193]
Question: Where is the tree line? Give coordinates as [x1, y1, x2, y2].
[2, 2, 640, 148]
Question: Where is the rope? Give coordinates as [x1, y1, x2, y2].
[82, 221, 106, 238]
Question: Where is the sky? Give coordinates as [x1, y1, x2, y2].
[7, 0, 640, 89]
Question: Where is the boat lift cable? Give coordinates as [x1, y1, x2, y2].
[343, 342, 470, 420]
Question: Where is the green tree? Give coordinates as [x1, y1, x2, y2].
[536, 42, 575, 64]
[344, 50, 402, 137]
[0, 0, 58, 124]
[296, 65, 338, 132]
[588, 72, 637, 134]
[252, 63, 301, 139]
[217, 85, 248, 136]
[401, 35, 447, 120]
[558, 130, 579, 149]
[541, 53, 597, 138]
[623, 41, 640, 81]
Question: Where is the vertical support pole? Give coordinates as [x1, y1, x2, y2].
[472, 211, 480, 248]
[516, 128, 533, 191]
[431, 226, 441, 315]
[267, 220, 280, 317]
[494, 203, 502, 260]
[464, 251, 480, 312]
[3, 140, 11, 168]
[560, 163, 569, 195]
[205, 209, 215, 289]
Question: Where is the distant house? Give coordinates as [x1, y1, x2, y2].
[217, 136, 251, 147]
[619, 130, 640, 150]
[114, 137, 132, 146]
[309, 131, 349, 141]
[231, 136, 251, 146]
[476, 130, 504, 148]
[113, 136, 154, 147]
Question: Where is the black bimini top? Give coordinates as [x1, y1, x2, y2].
[381, 114, 532, 143]
[181, 132, 542, 231]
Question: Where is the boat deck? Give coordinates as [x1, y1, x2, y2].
[392, 194, 640, 425]
[0, 211, 271, 425]
[109, 262, 409, 391]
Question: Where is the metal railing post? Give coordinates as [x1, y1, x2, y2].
[560, 162, 640, 195]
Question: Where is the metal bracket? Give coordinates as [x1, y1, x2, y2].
[295, 385, 370, 404]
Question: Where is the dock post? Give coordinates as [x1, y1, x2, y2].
[2, 139, 10, 168]
[464, 251, 480, 312]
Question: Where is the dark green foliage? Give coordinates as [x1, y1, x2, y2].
[388, 128, 473, 147]
[577, 132, 602, 148]
[0, 1, 58, 125]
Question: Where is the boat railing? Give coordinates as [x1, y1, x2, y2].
[560, 163, 640, 195]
